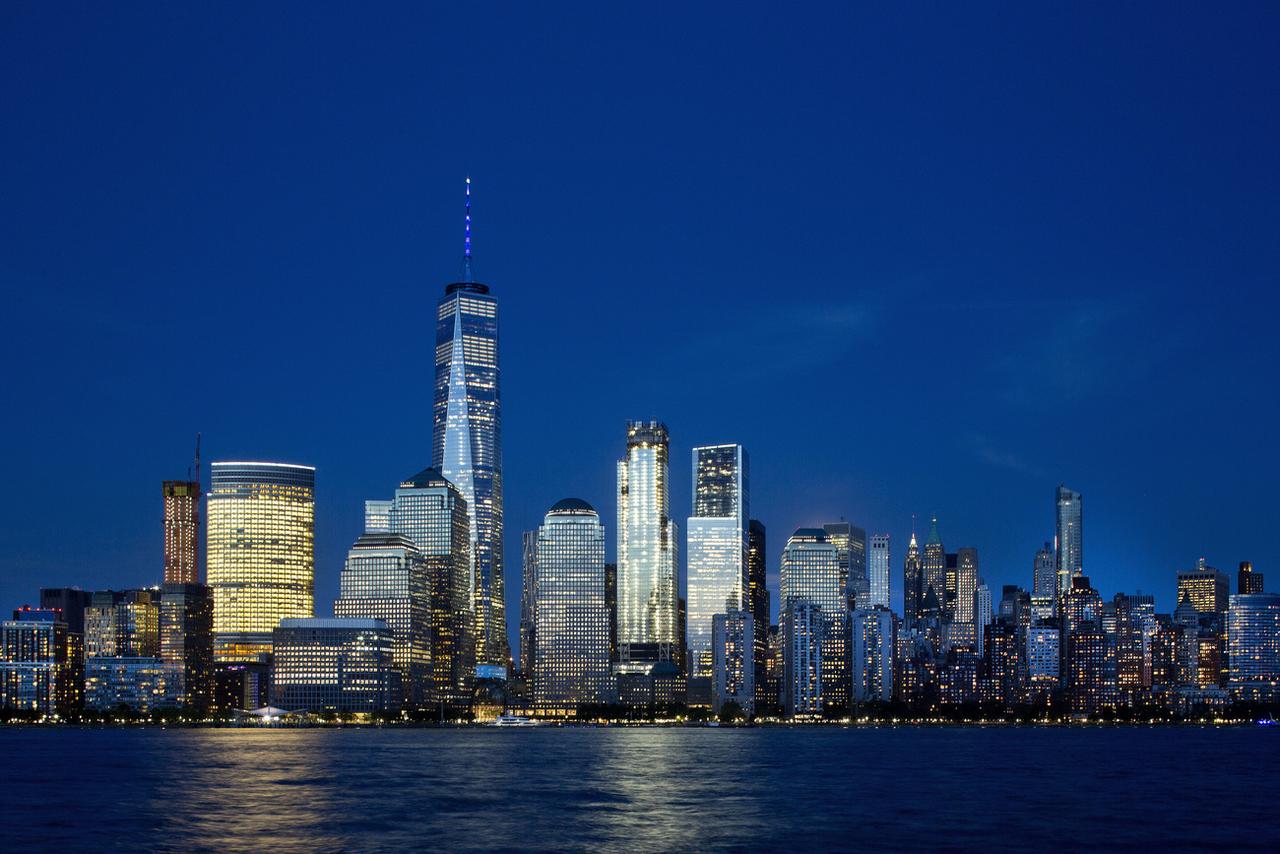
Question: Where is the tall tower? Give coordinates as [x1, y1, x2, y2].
[868, 534, 891, 610]
[162, 436, 201, 584]
[780, 528, 848, 708]
[686, 444, 749, 676]
[207, 462, 315, 662]
[1032, 542, 1056, 599]
[433, 178, 508, 674]
[903, 525, 922, 627]
[616, 421, 679, 652]
[747, 519, 769, 707]
[922, 516, 945, 615]
[1055, 485, 1083, 594]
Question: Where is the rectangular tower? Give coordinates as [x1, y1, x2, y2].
[163, 480, 200, 584]
[616, 421, 679, 653]
[686, 444, 749, 677]
[1055, 485, 1083, 594]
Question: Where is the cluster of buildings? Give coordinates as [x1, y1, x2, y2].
[3, 186, 1278, 723]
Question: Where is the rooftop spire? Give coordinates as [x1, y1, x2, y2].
[463, 176, 473, 282]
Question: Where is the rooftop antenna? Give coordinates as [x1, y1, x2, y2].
[463, 176, 473, 283]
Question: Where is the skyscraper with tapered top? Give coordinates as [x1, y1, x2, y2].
[922, 516, 945, 618]
[903, 524, 922, 627]
[617, 421, 679, 657]
[433, 178, 507, 675]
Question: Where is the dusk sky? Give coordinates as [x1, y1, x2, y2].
[2, 4, 1277, 651]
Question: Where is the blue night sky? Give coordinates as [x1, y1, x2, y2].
[2, 4, 1277, 650]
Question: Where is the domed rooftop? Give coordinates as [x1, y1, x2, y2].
[549, 497, 597, 515]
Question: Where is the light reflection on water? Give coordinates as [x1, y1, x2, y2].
[1, 726, 1275, 852]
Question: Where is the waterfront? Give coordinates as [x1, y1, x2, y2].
[2, 726, 1275, 852]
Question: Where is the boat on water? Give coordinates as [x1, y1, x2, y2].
[492, 714, 541, 727]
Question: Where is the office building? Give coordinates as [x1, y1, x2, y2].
[944, 547, 978, 648]
[159, 583, 214, 713]
[526, 499, 612, 711]
[712, 609, 754, 716]
[334, 532, 431, 707]
[824, 522, 867, 608]
[686, 444, 749, 676]
[1, 609, 73, 717]
[1239, 561, 1264, 595]
[1033, 542, 1056, 599]
[1113, 593, 1155, 696]
[85, 590, 159, 658]
[163, 479, 200, 585]
[616, 421, 679, 657]
[974, 581, 992, 657]
[365, 467, 474, 707]
[1055, 485, 1083, 595]
[782, 598, 824, 717]
[1227, 593, 1280, 703]
[1027, 625, 1061, 688]
[868, 534, 890, 610]
[922, 517, 945, 619]
[207, 461, 315, 662]
[1177, 562, 1231, 616]
[851, 607, 894, 703]
[781, 528, 847, 708]
[84, 657, 175, 712]
[271, 618, 395, 713]
[39, 588, 90, 710]
[747, 519, 769, 710]
[903, 529, 922, 626]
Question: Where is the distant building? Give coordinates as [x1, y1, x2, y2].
[1238, 561, 1264, 595]
[781, 528, 848, 708]
[617, 421, 679, 658]
[85, 590, 159, 658]
[868, 534, 890, 610]
[824, 522, 866, 608]
[1, 609, 73, 717]
[974, 581, 992, 658]
[527, 499, 612, 711]
[1112, 593, 1155, 697]
[162, 479, 200, 584]
[207, 461, 316, 662]
[271, 618, 395, 714]
[1032, 543, 1056, 599]
[1055, 486, 1083, 595]
[39, 588, 90, 709]
[711, 609, 754, 716]
[159, 583, 214, 713]
[686, 444, 748, 677]
[1177, 562, 1230, 616]
[922, 517, 946, 622]
[1027, 625, 1061, 689]
[1066, 626, 1108, 715]
[902, 529, 923, 627]
[334, 532, 431, 707]
[1227, 593, 1280, 703]
[781, 598, 824, 717]
[851, 607, 895, 703]
[945, 547, 979, 649]
[85, 658, 174, 713]
[747, 520, 769, 711]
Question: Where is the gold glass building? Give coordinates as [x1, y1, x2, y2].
[207, 461, 315, 662]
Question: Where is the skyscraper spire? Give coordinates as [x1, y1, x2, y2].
[463, 175, 473, 283]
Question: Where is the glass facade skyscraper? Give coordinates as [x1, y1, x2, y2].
[922, 517, 945, 618]
[1033, 542, 1056, 599]
[271, 618, 395, 714]
[781, 597, 824, 717]
[747, 519, 769, 707]
[207, 462, 315, 662]
[433, 270, 506, 673]
[868, 534, 890, 610]
[780, 528, 848, 708]
[334, 532, 431, 707]
[1055, 485, 1083, 595]
[851, 606, 895, 703]
[903, 529, 922, 627]
[616, 421, 679, 650]
[526, 499, 611, 710]
[686, 444, 749, 677]
[364, 468, 474, 708]
[1227, 593, 1280, 703]
[162, 480, 200, 584]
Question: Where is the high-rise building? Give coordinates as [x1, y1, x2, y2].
[974, 581, 992, 657]
[85, 590, 159, 658]
[159, 583, 214, 713]
[39, 588, 90, 710]
[712, 609, 754, 717]
[781, 598, 824, 717]
[207, 461, 315, 662]
[1112, 593, 1155, 697]
[1033, 542, 1056, 599]
[781, 528, 848, 708]
[945, 547, 979, 648]
[1177, 562, 1231, 616]
[271, 618, 395, 714]
[1227, 593, 1280, 703]
[1027, 625, 1061, 690]
[922, 517, 945, 619]
[365, 467, 474, 708]
[747, 520, 769, 710]
[686, 444, 749, 677]
[519, 531, 537, 677]
[526, 499, 612, 711]
[163, 480, 200, 585]
[851, 606, 895, 703]
[823, 522, 866, 608]
[1, 609, 73, 717]
[1238, 561, 1264, 595]
[1055, 485, 1083, 595]
[903, 528, 922, 627]
[84, 658, 174, 713]
[433, 179, 506, 673]
[868, 534, 890, 610]
[616, 421, 679, 655]
[604, 562, 618, 662]
[334, 533, 431, 707]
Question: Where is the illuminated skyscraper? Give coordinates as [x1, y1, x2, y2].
[1177, 561, 1230, 616]
[781, 528, 848, 708]
[271, 618, 395, 713]
[945, 547, 979, 649]
[365, 468, 473, 708]
[527, 499, 612, 711]
[1033, 542, 1056, 599]
[824, 522, 867, 608]
[159, 583, 213, 713]
[868, 534, 890, 610]
[1, 609, 73, 717]
[747, 519, 769, 708]
[903, 527, 923, 627]
[781, 597, 824, 717]
[851, 606, 895, 703]
[1055, 485, 1083, 594]
[1238, 561, 1264, 595]
[617, 421, 679, 653]
[335, 532, 431, 706]
[433, 178, 507, 673]
[686, 444, 749, 676]
[712, 609, 754, 716]
[922, 517, 945, 618]
[1227, 593, 1280, 703]
[163, 481, 200, 584]
[207, 462, 315, 662]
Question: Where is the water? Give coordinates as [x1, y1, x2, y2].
[2, 726, 1275, 852]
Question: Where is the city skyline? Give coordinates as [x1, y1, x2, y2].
[2, 5, 1278, 658]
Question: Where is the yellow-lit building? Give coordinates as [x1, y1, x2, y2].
[208, 461, 315, 662]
